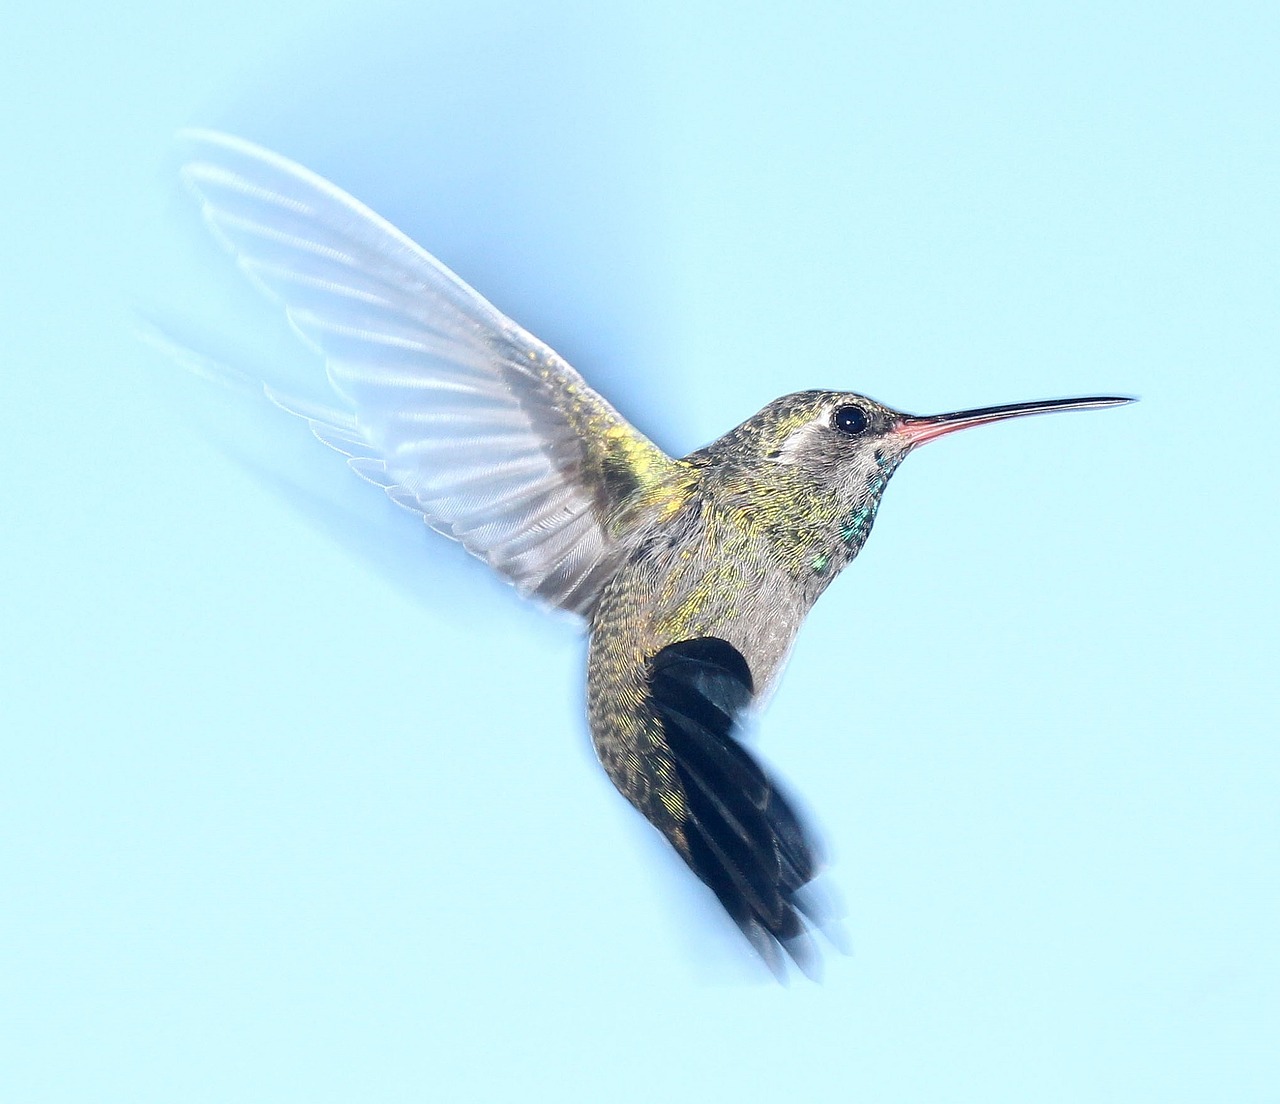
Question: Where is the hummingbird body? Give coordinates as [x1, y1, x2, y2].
[177, 132, 1132, 974]
[589, 390, 902, 723]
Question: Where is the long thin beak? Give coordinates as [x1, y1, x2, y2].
[896, 395, 1135, 446]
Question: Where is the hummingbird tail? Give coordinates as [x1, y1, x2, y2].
[648, 638, 827, 977]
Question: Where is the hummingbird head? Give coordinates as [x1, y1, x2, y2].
[722, 390, 912, 499]
[698, 389, 1133, 556]
[754, 387, 1132, 467]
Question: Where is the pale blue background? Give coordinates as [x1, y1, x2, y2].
[4, 2, 1278, 1101]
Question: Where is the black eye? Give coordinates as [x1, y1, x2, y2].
[832, 404, 869, 435]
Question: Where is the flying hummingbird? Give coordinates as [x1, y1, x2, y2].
[176, 132, 1131, 976]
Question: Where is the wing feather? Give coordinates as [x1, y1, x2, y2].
[181, 130, 677, 615]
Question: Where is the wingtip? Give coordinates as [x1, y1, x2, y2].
[174, 129, 307, 190]
[135, 317, 264, 395]
[176, 127, 255, 154]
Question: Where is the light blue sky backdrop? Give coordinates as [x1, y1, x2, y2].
[4, 2, 1277, 1101]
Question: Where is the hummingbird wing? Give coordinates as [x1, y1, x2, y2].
[646, 638, 824, 975]
[179, 131, 676, 616]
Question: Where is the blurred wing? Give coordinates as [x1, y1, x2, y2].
[646, 638, 825, 976]
[180, 130, 676, 616]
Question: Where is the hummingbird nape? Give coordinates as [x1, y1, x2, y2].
[176, 131, 1134, 978]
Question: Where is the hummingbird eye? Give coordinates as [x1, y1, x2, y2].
[832, 404, 869, 436]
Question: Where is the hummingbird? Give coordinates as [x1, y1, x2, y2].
[177, 131, 1132, 976]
